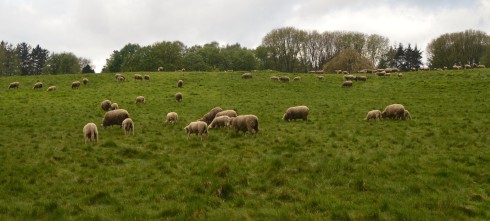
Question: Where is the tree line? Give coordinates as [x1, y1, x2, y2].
[0, 41, 95, 76]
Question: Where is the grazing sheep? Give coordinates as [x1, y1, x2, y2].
[71, 81, 81, 89]
[115, 73, 123, 79]
[452, 64, 462, 70]
[135, 96, 145, 104]
[270, 76, 280, 81]
[208, 116, 232, 129]
[241, 73, 252, 79]
[364, 110, 382, 121]
[335, 70, 342, 74]
[175, 92, 183, 102]
[283, 106, 309, 121]
[215, 110, 238, 118]
[134, 74, 143, 80]
[198, 107, 223, 124]
[344, 75, 356, 81]
[381, 104, 406, 120]
[317, 75, 325, 81]
[464, 64, 472, 69]
[342, 81, 353, 87]
[355, 76, 367, 81]
[33, 82, 43, 89]
[477, 64, 486, 68]
[46, 86, 56, 92]
[101, 100, 112, 112]
[293, 76, 301, 81]
[184, 121, 208, 141]
[376, 71, 386, 76]
[117, 76, 125, 82]
[110, 103, 119, 110]
[397, 73, 403, 78]
[279, 76, 290, 82]
[122, 118, 134, 135]
[144, 75, 150, 80]
[177, 80, 183, 88]
[403, 110, 412, 120]
[164, 112, 178, 125]
[229, 115, 259, 135]
[102, 109, 130, 128]
[385, 72, 392, 77]
[8, 82, 19, 89]
[82, 78, 89, 85]
[83, 123, 98, 144]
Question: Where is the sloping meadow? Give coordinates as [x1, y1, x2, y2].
[0, 70, 489, 220]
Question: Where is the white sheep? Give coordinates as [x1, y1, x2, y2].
[135, 96, 145, 104]
[364, 110, 382, 121]
[122, 118, 134, 135]
[164, 112, 178, 125]
[83, 123, 98, 144]
[208, 116, 232, 129]
[184, 121, 208, 140]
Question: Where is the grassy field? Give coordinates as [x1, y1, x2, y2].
[0, 69, 489, 220]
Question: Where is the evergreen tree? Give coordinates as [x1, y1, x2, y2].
[82, 64, 95, 73]
[30, 45, 49, 75]
[16, 42, 32, 75]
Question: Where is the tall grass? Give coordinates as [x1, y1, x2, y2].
[0, 70, 489, 220]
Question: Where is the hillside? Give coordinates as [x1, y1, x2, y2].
[1, 70, 489, 220]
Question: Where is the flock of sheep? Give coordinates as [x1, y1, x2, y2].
[7, 71, 412, 144]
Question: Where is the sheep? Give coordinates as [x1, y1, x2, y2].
[46, 86, 56, 92]
[33, 82, 43, 89]
[144, 75, 150, 80]
[215, 110, 237, 118]
[402, 110, 412, 120]
[376, 71, 386, 76]
[184, 121, 208, 141]
[8, 82, 19, 89]
[385, 72, 392, 77]
[229, 115, 259, 135]
[355, 76, 367, 81]
[397, 73, 404, 78]
[452, 64, 462, 70]
[344, 75, 356, 81]
[293, 76, 301, 81]
[115, 73, 123, 79]
[177, 80, 183, 88]
[342, 71, 349, 74]
[102, 109, 130, 128]
[364, 110, 382, 121]
[135, 96, 145, 104]
[198, 107, 223, 124]
[122, 118, 134, 135]
[208, 116, 232, 129]
[134, 74, 143, 80]
[381, 104, 406, 120]
[283, 106, 309, 121]
[476, 64, 486, 68]
[342, 81, 353, 87]
[101, 100, 112, 112]
[270, 76, 280, 81]
[164, 112, 178, 125]
[83, 123, 98, 144]
[117, 76, 125, 82]
[110, 103, 119, 110]
[175, 92, 183, 102]
[464, 64, 472, 69]
[335, 70, 342, 74]
[241, 73, 252, 79]
[279, 76, 290, 82]
[82, 78, 89, 85]
[317, 75, 325, 81]
[71, 81, 81, 89]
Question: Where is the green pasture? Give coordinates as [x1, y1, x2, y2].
[0, 69, 489, 220]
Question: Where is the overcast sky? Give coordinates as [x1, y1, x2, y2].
[1, 0, 488, 72]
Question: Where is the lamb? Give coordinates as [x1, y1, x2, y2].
[464, 64, 472, 69]
[397, 73, 404, 78]
[117, 76, 125, 82]
[110, 103, 119, 110]
[184, 121, 208, 140]
[293, 76, 301, 81]
[83, 123, 98, 144]
[335, 70, 342, 74]
[241, 73, 252, 79]
[122, 118, 134, 135]
[175, 92, 183, 102]
[164, 112, 178, 125]
[477, 64, 486, 68]
[229, 115, 259, 135]
[101, 100, 112, 111]
[177, 80, 183, 88]
[317, 75, 325, 81]
[452, 64, 462, 70]
[376, 71, 386, 76]
[344, 75, 356, 81]
[82, 78, 89, 85]
[198, 107, 223, 124]
[364, 110, 382, 121]
[71, 81, 81, 89]
[134, 74, 143, 80]
[381, 104, 406, 120]
[279, 76, 290, 82]
[102, 109, 130, 128]
[115, 73, 123, 79]
[208, 116, 232, 129]
[355, 76, 367, 81]
[144, 75, 150, 80]
[8, 82, 19, 89]
[342, 81, 353, 87]
[215, 110, 237, 118]
[283, 106, 309, 121]
[33, 82, 43, 89]
[135, 96, 145, 104]
[270, 76, 280, 81]
[46, 86, 56, 92]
